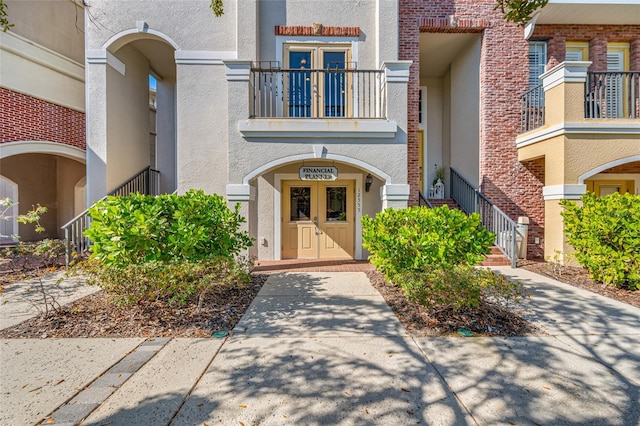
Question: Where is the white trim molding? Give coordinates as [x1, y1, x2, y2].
[543, 184, 587, 200]
[382, 61, 412, 83]
[224, 60, 252, 81]
[541, 61, 591, 91]
[0, 31, 84, 82]
[516, 122, 640, 148]
[101, 27, 180, 51]
[578, 154, 640, 183]
[242, 150, 393, 185]
[226, 183, 255, 202]
[238, 119, 398, 139]
[0, 141, 86, 163]
[175, 50, 237, 65]
[86, 50, 126, 75]
[381, 184, 410, 201]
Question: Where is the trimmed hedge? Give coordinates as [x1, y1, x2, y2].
[362, 206, 521, 309]
[561, 192, 640, 289]
[82, 190, 253, 306]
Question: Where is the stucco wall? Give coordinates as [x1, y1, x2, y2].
[423, 79, 443, 190]
[176, 65, 229, 195]
[258, 0, 393, 68]
[450, 36, 481, 186]
[1, 154, 58, 240]
[6, 0, 84, 63]
[85, 0, 236, 52]
[56, 156, 86, 231]
[106, 45, 152, 190]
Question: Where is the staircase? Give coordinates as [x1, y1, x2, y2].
[426, 198, 460, 209]
[61, 167, 160, 265]
[480, 246, 512, 267]
[421, 170, 521, 268]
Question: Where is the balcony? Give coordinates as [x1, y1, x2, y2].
[517, 61, 639, 190]
[236, 62, 409, 140]
[249, 65, 385, 119]
[519, 70, 640, 133]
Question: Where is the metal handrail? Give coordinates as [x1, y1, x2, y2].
[250, 68, 386, 119]
[450, 168, 521, 267]
[418, 191, 434, 208]
[519, 83, 545, 133]
[585, 71, 640, 119]
[61, 167, 161, 265]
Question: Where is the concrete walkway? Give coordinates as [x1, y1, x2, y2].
[1, 269, 639, 425]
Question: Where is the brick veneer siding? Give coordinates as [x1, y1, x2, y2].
[400, 0, 545, 258]
[0, 87, 85, 149]
[532, 25, 640, 71]
[275, 25, 361, 37]
[600, 161, 640, 174]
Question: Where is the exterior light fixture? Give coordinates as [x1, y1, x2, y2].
[365, 173, 373, 192]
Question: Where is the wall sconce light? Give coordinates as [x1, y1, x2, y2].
[365, 174, 373, 192]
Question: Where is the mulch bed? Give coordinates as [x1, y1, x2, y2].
[4, 254, 636, 339]
[0, 274, 268, 338]
[519, 260, 640, 309]
[367, 271, 538, 337]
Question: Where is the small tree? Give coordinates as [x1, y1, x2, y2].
[495, 0, 549, 25]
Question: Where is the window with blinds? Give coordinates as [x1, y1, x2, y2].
[529, 41, 547, 88]
[565, 42, 588, 62]
[606, 43, 630, 118]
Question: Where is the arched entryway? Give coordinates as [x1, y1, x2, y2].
[0, 141, 86, 240]
[236, 153, 404, 261]
[86, 28, 177, 203]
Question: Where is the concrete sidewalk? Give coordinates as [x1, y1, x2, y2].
[0, 270, 99, 330]
[1, 269, 639, 425]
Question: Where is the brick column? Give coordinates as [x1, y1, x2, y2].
[631, 39, 640, 71]
[588, 37, 608, 71]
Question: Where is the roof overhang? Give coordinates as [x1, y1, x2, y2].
[533, 0, 640, 25]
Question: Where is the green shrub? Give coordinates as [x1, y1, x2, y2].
[361, 206, 521, 310]
[85, 190, 252, 266]
[82, 256, 252, 308]
[362, 206, 494, 277]
[398, 266, 523, 309]
[561, 192, 640, 289]
[82, 190, 253, 306]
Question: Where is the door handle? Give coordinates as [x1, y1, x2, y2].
[313, 216, 321, 234]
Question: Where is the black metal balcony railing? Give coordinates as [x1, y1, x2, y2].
[585, 71, 640, 119]
[520, 84, 545, 133]
[249, 68, 386, 119]
[61, 167, 160, 265]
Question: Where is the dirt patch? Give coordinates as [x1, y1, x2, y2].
[367, 271, 538, 337]
[519, 260, 640, 309]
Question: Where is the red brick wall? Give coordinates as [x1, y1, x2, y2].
[533, 25, 640, 71]
[0, 87, 85, 149]
[400, 0, 545, 257]
[601, 161, 640, 174]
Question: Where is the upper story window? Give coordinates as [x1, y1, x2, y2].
[565, 41, 589, 62]
[284, 43, 353, 117]
[528, 41, 547, 88]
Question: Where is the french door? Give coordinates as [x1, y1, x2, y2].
[282, 180, 355, 259]
[284, 43, 352, 118]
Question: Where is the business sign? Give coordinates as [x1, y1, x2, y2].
[299, 166, 338, 181]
